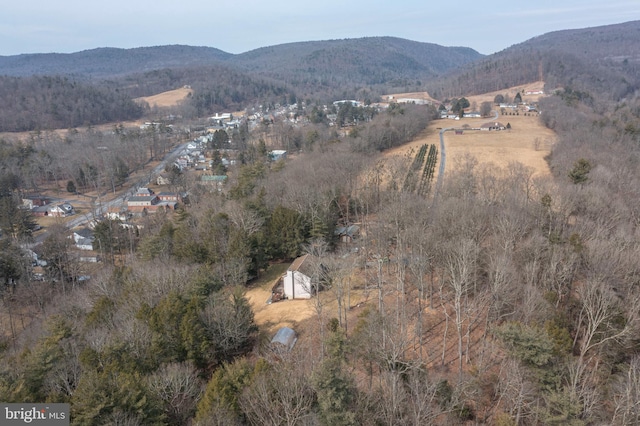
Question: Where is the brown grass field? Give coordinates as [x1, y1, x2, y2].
[385, 81, 546, 107]
[383, 83, 554, 178]
[384, 113, 554, 178]
[465, 80, 548, 104]
[134, 87, 193, 108]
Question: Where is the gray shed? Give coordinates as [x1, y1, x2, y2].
[270, 327, 298, 351]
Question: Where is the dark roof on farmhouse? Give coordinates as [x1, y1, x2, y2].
[135, 187, 154, 195]
[288, 254, 318, 277]
[77, 238, 94, 247]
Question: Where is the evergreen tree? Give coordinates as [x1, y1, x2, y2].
[66, 180, 77, 194]
[568, 158, 592, 184]
[266, 206, 308, 259]
[313, 321, 357, 425]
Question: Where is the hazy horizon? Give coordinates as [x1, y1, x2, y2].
[1, 1, 638, 57]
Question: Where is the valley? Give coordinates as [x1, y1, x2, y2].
[1, 21, 640, 425]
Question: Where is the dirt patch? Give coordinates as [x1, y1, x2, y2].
[135, 87, 193, 108]
[246, 286, 316, 335]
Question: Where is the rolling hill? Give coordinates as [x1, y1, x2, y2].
[0, 45, 233, 78]
[425, 20, 640, 101]
[228, 37, 482, 86]
[1, 21, 640, 132]
[0, 38, 482, 85]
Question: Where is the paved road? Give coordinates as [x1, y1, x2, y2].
[32, 140, 191, 246]
[432, 110, 498, 206]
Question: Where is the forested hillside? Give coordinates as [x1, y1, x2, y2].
[3, 79, 640, 423]
[0, 37, 481, 131]
[0, 75, 145, 132]
[0, 45, 232, 78]
[109, 65, 294, 117]
[2, 22, 640, 132]
[0, 67, 295, 132]
[228, 37, 482, 96]
[425, 20, 640, 100]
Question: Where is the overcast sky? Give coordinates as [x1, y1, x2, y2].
[1, 1, 638, 56]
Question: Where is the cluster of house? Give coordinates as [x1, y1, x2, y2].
[439, 97, 540, 121]
[452, 121, 509, 134]
[440, 110, 485, 120]
[209, 112, 242, 129]
[26, 226, 100, 280]
[173, 138, 209, 171]
[246, 103, 307, 127]
[126, 187, 184, 214]
[23, 196, 75, 218]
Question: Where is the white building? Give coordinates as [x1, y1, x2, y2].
[269, 150, 287, 161]
[283, 254, 314, 299]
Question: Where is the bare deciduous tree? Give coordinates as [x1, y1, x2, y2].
[612, 356, 640, 425]
[239, 368, 315, 426]
[147, 362, 203, 424]
[443, 238, 479, 381]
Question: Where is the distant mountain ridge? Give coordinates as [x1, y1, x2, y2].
[229, 37, 482, 85]
[0, 38, 483, 82]
[0, 45, 233, 78]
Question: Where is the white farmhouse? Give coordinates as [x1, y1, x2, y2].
[283, 254, 314, 299]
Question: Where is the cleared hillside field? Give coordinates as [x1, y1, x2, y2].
[384, 112, 554, 179]
[443, 114, 554, 176]
[134, 87, 193, 108]
[466, 80, 547, 104]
